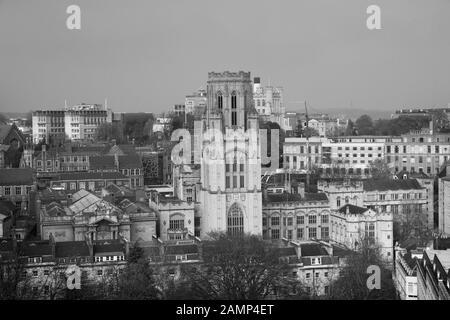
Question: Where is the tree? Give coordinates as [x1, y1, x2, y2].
[173, 232, 299, 300]
[355, 115, 375, 135]
[430, 109, 449, 132]
[329, 239, 396, 300]
[114, 260, 160, 300]
[369, 159, 392, 179]
[94, 122, 125, 144]
[302, 127, 319, 138]
[345, 120, 355, 136]
[393, 207, 433, 246]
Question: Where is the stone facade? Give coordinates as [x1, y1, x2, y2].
[197, 71, 262, 238]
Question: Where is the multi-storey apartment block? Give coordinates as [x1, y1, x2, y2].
[32, 103, 116, 145]
[385, 126, 450, 176]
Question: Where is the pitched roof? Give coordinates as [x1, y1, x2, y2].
[299, 243, 329, 257]
[0, 168, 34, 186]
[93, 240, 125, 254]
[118, 154, 142, 169]
[18, 241, 53, 257]
[165, 244, 198, 255]
[55, 241, 90, 258]
[264, 192, 328, 203]
[363, 179, 423, 191]
[337, 204, 369, 215]
[54, 171, 129, 181]
[89, 156, 116, 170]
[0, 125, 12, 143]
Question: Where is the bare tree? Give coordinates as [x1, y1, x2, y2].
[328, 237, 396, 300]
[173, 232, 299, 300]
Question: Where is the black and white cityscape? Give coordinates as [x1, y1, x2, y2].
[1, 0, 450, 303]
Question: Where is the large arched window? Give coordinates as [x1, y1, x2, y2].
[217, 92, 223, 110]
[227, 203, 244, 237]
[231, 91, 237, 126]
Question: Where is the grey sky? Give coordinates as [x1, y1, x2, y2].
[1, 0, 449, 116]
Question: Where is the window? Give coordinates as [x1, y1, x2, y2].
[15, 186, 22, 195]
[44, 269, 50, 276]
[322, 227, 329, 238]
[309, 227, 317, 238]
[297, 216, 304, 225]
[231, 91, 237, 126]
[271, 216, 280, 226]
[240, 175, 244, 188]
[97, 270, 103, 276]
[32, 270, 38, 277]
[305, 272, 311, 279]
[226, 176, 230, 188]
[297, 228, 304, 239]
[287, 217, 293, 226]
[271, 229, 280, 239]
[308, 215, 317, 224]
[321, 215, 329, 224]
[336, 197, 341, 208]
[227, 204, 244, 237]
[169, 216, 185, 230]
[311, 257, 322, 265]
[4, 187, 10, 195]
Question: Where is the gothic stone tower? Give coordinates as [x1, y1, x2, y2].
[197, 71, 262, 238]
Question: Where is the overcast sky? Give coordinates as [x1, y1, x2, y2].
[1, 0, 450, 116]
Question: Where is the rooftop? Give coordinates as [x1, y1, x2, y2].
[0, 168, 34, 186]
[337, 204, 369, 215]
[363, 179, 423, 192]
[53, 171, 129, 181]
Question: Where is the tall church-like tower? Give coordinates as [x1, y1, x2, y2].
[197, 71, 263, 238]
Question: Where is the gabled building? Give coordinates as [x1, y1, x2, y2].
[0, 168, 35, 211]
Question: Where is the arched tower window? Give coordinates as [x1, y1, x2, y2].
[227, 203, 244, 237]
[217, 92, 223, 110]
[231, 91, 237, 126]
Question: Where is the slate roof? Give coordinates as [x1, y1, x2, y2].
[165, 244, 198, 255]
[337, 204, 369, 215]
[104, 184, 135, 197]
[0, 168, 34, 186]
[264, 192, 328, 203]
[299, 243, 329, 257]
[118, 154, 142, 169]
[89, 156, 116, 171]
[54, 171, 128, 181]
[93, 241, 125, 254]
[363, 179, 423, 191]
[55, 241, 90, 258]
[18, 241, 53, 257]
[0, 125, 14, 143]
